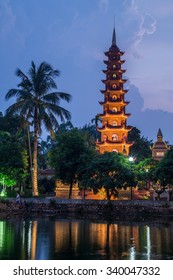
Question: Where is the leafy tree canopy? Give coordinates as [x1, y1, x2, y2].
[49, 128, 96, 198]
[0, 131, 28, 186]
[128, 127, 152, 162]
[79, 152, 136, 200]
[155, 148, 173, 186]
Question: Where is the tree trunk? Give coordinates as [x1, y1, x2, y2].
[106, 189, 111, 200]
[68, 179, 73, 199]
[32, 109, 39, 196]
[27, 125, 34, 190]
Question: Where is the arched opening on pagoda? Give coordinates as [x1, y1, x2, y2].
[112, 134, 118, 141]
[112, 94, 117, 100]
[112, 149, 118, 153]
[113, 120, 118, 126]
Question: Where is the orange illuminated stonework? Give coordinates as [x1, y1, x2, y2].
[97, 28, 133, 155]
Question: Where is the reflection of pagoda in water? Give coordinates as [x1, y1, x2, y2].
[97, 27, 133, 155]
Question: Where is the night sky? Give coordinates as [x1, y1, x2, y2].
[1, 0, 173, 143]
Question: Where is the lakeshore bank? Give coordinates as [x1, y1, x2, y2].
[0, 198, 173, 221]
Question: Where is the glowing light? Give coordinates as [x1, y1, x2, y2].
[0, 173, 16, 197]
[129, 244, 136, 260]
[0, 190, 7, 197]
[129, 156, 134, 162]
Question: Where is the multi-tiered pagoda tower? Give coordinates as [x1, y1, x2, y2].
[97, 27, 133, 155]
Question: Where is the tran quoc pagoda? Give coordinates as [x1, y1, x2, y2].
[96, 27, 133, 155]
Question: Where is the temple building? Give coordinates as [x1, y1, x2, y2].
[96, 27, 133, 155]
[151, 128, 170, 161]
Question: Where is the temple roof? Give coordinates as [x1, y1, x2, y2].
[151, 128, 169, 150]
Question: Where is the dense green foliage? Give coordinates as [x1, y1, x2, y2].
[155, 148, 173, 186]
[79, 152, 136, 200]
[128, 127, 152, 162]
[135, 158, 158, 189]
[0, 117, 29, 193]
[49, 128, 96, 198]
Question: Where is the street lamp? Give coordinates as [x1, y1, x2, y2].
[129, 156, 134, 200]
[129, 157, 134, 163]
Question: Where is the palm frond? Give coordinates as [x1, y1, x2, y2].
[35, 62, 60, 95]
[19, 100, 34, 117]
[44, 102, 71, 121]
[16, 68, 29, 80]
[5, 60, 71, 138]
[42, 92, 60, 105]
[42, 91, 71, 105]
[38, 105, 58, 132]
[56, 92, 72, 102]
[5, 100, 26, 115]
[5, 89, 20, 101]
[46, 110, 59, 128]
[16, 68, 33, 91]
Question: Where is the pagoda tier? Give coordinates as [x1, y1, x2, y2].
[103, 60, 125, 65]
[102, 78, 127, 84]
[99, 112, 131, 118]
[102, 69, 126, 74]
[100, 89, 128, 94]
[99, 100, 130, 106]
[97, 124, 132, 132]
[96, 27, 133, 155]
[104, 50, 125, 56]
[97, 140, 133, 154]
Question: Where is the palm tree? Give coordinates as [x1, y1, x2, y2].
[5, 61, 71, 196]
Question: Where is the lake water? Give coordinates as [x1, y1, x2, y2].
[0, 217, 173, 260]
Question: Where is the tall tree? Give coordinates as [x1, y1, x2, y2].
[5, 61, 71, 196]
[79, 152, 136, 200]
[49, 129, 96, 199]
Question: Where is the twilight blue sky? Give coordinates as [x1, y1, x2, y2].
[1, 0, 173, 143]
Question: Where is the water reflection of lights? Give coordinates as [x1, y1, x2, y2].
[146, 226, 151, 260]
[31, 221, 37, 260]
[27, 221, 32, 259]
[22, 221, 25, 246]
[129, 235, 136, 260]
[0, 221, 5, 248]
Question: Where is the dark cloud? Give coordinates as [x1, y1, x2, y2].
[127, 83, 173, 143]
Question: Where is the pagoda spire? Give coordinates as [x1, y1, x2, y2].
[112, 26, 116, 46]
[112, 16, 116, 46]
[157, 128, 163, 140]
